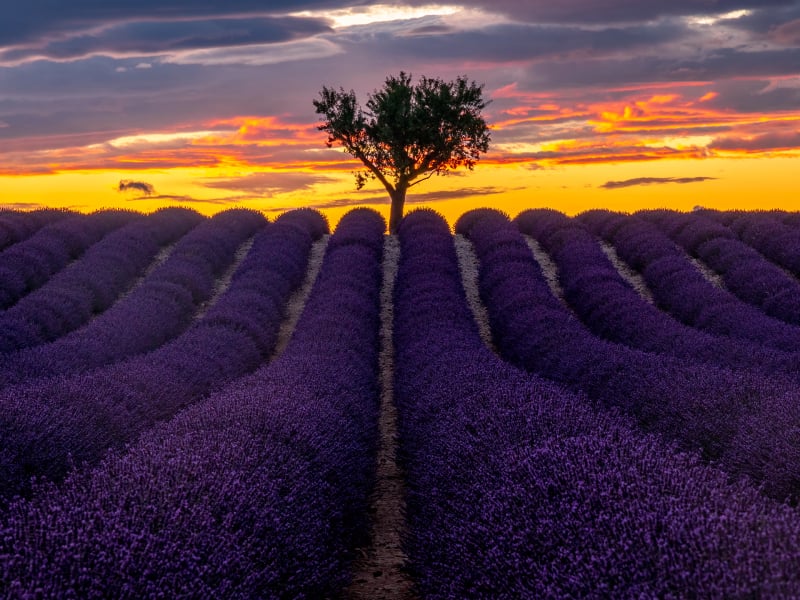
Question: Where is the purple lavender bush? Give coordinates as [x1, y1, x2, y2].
[579, 209, 800, 353]
[0, 208, 74, 251]
[0, 209, 137, 309]
[0, 208, 382, 598]
[394, 209, 800, 598]
[0, 208, 265, 388]
[0, 207, 202, 353]
[458, 208, 800, 501]
[707, 210, 800, 278]
[516, 209, 800, 378]
[640, 209, 800, 326]
[0, 209, 327, 503]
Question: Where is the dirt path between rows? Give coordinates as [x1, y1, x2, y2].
[599, 241, 656, 304]
[194, 236, 256, 321]
[271, 235, 329, 359]
[454, 234, 496, 351]
[346, 234, 417, 600]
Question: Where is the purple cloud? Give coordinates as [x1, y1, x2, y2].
[601, 176, 717, 189]
[0, 16, 331, 64]
[117, 179, 155, 195]
[202, 172, 339, 195]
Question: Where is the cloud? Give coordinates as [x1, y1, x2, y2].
[123, 192, 252, 205]
[407, 187, 510, 201]
[0, 201, 53, 210]
[117, 179, 156, 195]
[419, 0, 793, 25]
[0, 16, 332, 64]
[202, 171, 339, 194]
[163, 38, 343, 66]
[600, 176, 717, 189]
[0, 1, 348, 46]
[711, 130, 800, 151]
[2, 1, 800, 185]
[338, 21, 691, 64]
[770, 18, 800, 44]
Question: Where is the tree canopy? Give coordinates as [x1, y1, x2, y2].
[313, 72, 491, 233]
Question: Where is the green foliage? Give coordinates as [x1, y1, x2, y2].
[313, 72, 491, 195]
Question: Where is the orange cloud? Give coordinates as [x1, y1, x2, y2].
[3, 83, 800, 182]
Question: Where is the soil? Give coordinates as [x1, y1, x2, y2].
[195, 236, 256, 320]
[345, 235, 417, 600]
[453, 234, 497, 351]
[271, 235, 329, 358]
[599, 241, 655, 303]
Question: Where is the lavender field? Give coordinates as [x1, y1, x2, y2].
[3, 205, 800, 598]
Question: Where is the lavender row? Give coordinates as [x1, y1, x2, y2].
[0, 208, 74, 252]
[0, 208, 265, 388]
[640, 209, 800, 326]
[0, 207, 203, 353]
[0, 209, 327, 503]
[458, 209, 800, 501]
[516, 209, 800, 379]
[394, 209, 800, 598]
[700, 209, 800, 278]
[579, 209, 800, 353]
[0, 208, 384, 598]
[0, 209, 138, 309]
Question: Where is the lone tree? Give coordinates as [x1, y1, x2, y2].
[313, 72, 491, 233]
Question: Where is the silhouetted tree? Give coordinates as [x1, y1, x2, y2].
[314, 72, 491, 233]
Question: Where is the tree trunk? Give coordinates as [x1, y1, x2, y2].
[389, 188, 406, 234]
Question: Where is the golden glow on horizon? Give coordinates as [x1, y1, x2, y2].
[3, 84, 800, 224]
[3, 156, 800, 231]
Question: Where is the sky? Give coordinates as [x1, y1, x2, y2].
[2, 1, 800, 226]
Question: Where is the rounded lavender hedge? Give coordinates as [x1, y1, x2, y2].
[394, 208, 800, 598]
[516, 209, 800, 379]
[458, 208, 800, 501]
[0, 209, 327, 503]
[579, 209, 800, 353]
[640, 209, 800, 327]
[726, 211, 800, 276]
[0, 209, 138, 309]
[0, 207, 203, 353]
[0, 208, 383, 598]
[0, 208, 266, 388]
[0, 208, 74, 252]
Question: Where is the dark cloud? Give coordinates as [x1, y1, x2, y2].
[117, 179, 155, 195]
[202, 172, 339, 195]
[0, 202, 52, 210]
[307, 186, 508, 210]
[407, 187, 510, 201]
[512, 46, 800, 91]
[339, 21, 691, 64]
[724, 2, 800, 37]
[0, 1, 361, 46]
[124, 193, 251, 205]
[2, 1, 800, 177]
[711, 130, 800, 151]
[771, 18, 800, 44]
[311, 195, 389, 209]
[601, 176, 717, 189]
[1, 17, 331, 63]
[419, 0, 795, 24]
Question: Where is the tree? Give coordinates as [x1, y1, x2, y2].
[313, 72, 491, 233]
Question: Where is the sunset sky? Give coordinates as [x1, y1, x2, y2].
[2, 0, 800, 226]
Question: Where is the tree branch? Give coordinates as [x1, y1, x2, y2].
[353, 148, 395, 193]
[408, 171, 437, 188]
